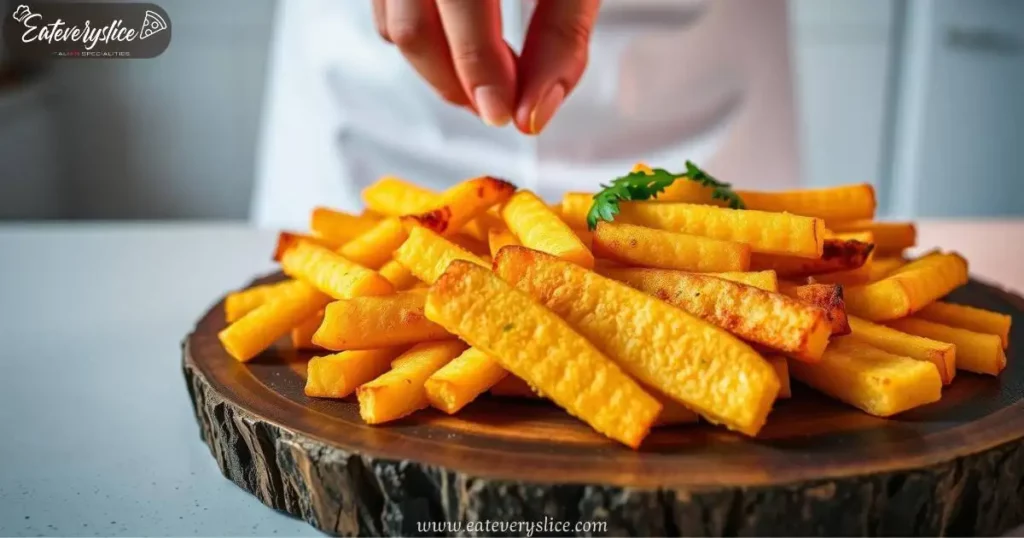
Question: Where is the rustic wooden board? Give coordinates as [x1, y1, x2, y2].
[182, 273, 1024, 536]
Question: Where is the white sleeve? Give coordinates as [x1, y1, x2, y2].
[250, 0, 358, 230]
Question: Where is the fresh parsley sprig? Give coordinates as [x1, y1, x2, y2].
[585, 161, 745, 230]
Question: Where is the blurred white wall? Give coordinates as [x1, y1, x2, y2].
[52, 0, 273, 219]
[788, 0, 897, 190]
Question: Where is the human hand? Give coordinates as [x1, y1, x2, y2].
[373, 0, 600, 135]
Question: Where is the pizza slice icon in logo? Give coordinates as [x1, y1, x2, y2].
[139, 10, 167, 40]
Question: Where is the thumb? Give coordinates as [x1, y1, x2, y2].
[514, 0, 601, 135]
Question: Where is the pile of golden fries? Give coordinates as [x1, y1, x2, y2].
[218, 166, 1011, 448]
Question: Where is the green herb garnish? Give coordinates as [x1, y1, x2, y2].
[585, 161, 745, 230]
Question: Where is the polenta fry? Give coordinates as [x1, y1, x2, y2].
[495, 247, 778, 436]
[402, 176, 516, 236]
[751, 236, 874, 277]
[779, 283, 851, 335]
[867, 257, 906, 282]
[224, 279, 304, 323]
[218, 282, 332, 362]
[607, 268, 830, 362]
[826, 220, 916, 255]
[378, 259, 420, 290]
[844, 252, 968, 321]
[304, 347, 406, 398]
[848, 316, 956, 384]
[887, 318, 1006, 376]
[789, 336, 942, 417]
[275, 234, 394, 300]
[614, 202, 825, 258]
[561, 194, 826, 257]
[361, 176, 435, 216]
[310, 207, 379, 244]
[488, 227, 520, 258]
[425, 347, 509, 414]
[357, 341, 468, 424]
[393, 227, 490, 284]
[291, 311, 324, 350]
[312, 290, 454, 350]
[425, 260, 662, 448]
[734, 184, 876, 221]
[337, 218, 409, 270]
[592, 222, 750, 272]
[501, 190, 594, 268]
[914, 302, 1011, 349]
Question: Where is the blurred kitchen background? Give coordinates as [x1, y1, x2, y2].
[0, 0, 1021, 222]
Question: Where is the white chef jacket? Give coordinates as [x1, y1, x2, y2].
[252, 0, 799, 229]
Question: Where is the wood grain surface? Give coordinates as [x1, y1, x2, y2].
[182, 273, 1024, 536]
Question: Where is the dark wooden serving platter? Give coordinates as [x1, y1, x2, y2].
[183, 273, 1024, 536]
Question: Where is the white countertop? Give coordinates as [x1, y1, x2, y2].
[0, 221, 1022, 536]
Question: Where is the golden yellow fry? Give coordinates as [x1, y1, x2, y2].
[488, 373, 699, 428]
[560, 194, 826, 258]
[501, 190, 594, 268]
[848, 316, 955, 384]
[357, 341, 468, 424]
[734, 184, 876, 221]
[619, 166, 876, 221]
[310, 207, 379, 244]
[393, 227, 490, 284]
[336, 218, 408, 270]
[275, 234, 394, 300]
[887, 318, 1006, 376]
[378, 259, 420, 290]
[750, 236, 874, 277]
[598, 267, 779, 293]
[425, 260, 661, 448]
[495, 247, 778, 436]
[291, 311, 324, 350]
[361, 176, 435, 216]
[304, 347, 406, 398]
[766, 356, 791, 398]
[312, 290, 453, 350]
[844, 252, 968, 321]
[615, 201, 825, 258]
[789, 336, 942, 417]
[448, 234, 491, 257]
[606, 268, 830, 362]
[811, 253, 876, 286]
[571, 228, 594, 250]
[826, 220, 916, 255]
[224, 280, 304, 323]
[592, 222, 750, 272]
[489, 375, 540, 398]
[558, 193, 594, 229]
[402, 176, 516, 236]
[779, 282, 851, 336]
[487, 227, 520, 258]
[218, 282, 332, 362]
[867, 257, 907, 282]
[459, 210, 504, 242]
[914, 302, 1011, 349]
[425, 348, 509, 414]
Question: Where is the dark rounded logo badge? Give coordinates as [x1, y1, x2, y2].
[4, 2, 171, 59]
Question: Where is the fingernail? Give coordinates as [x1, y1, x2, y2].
[529, 84, 566, 135]
[473, 85, 511, 127]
